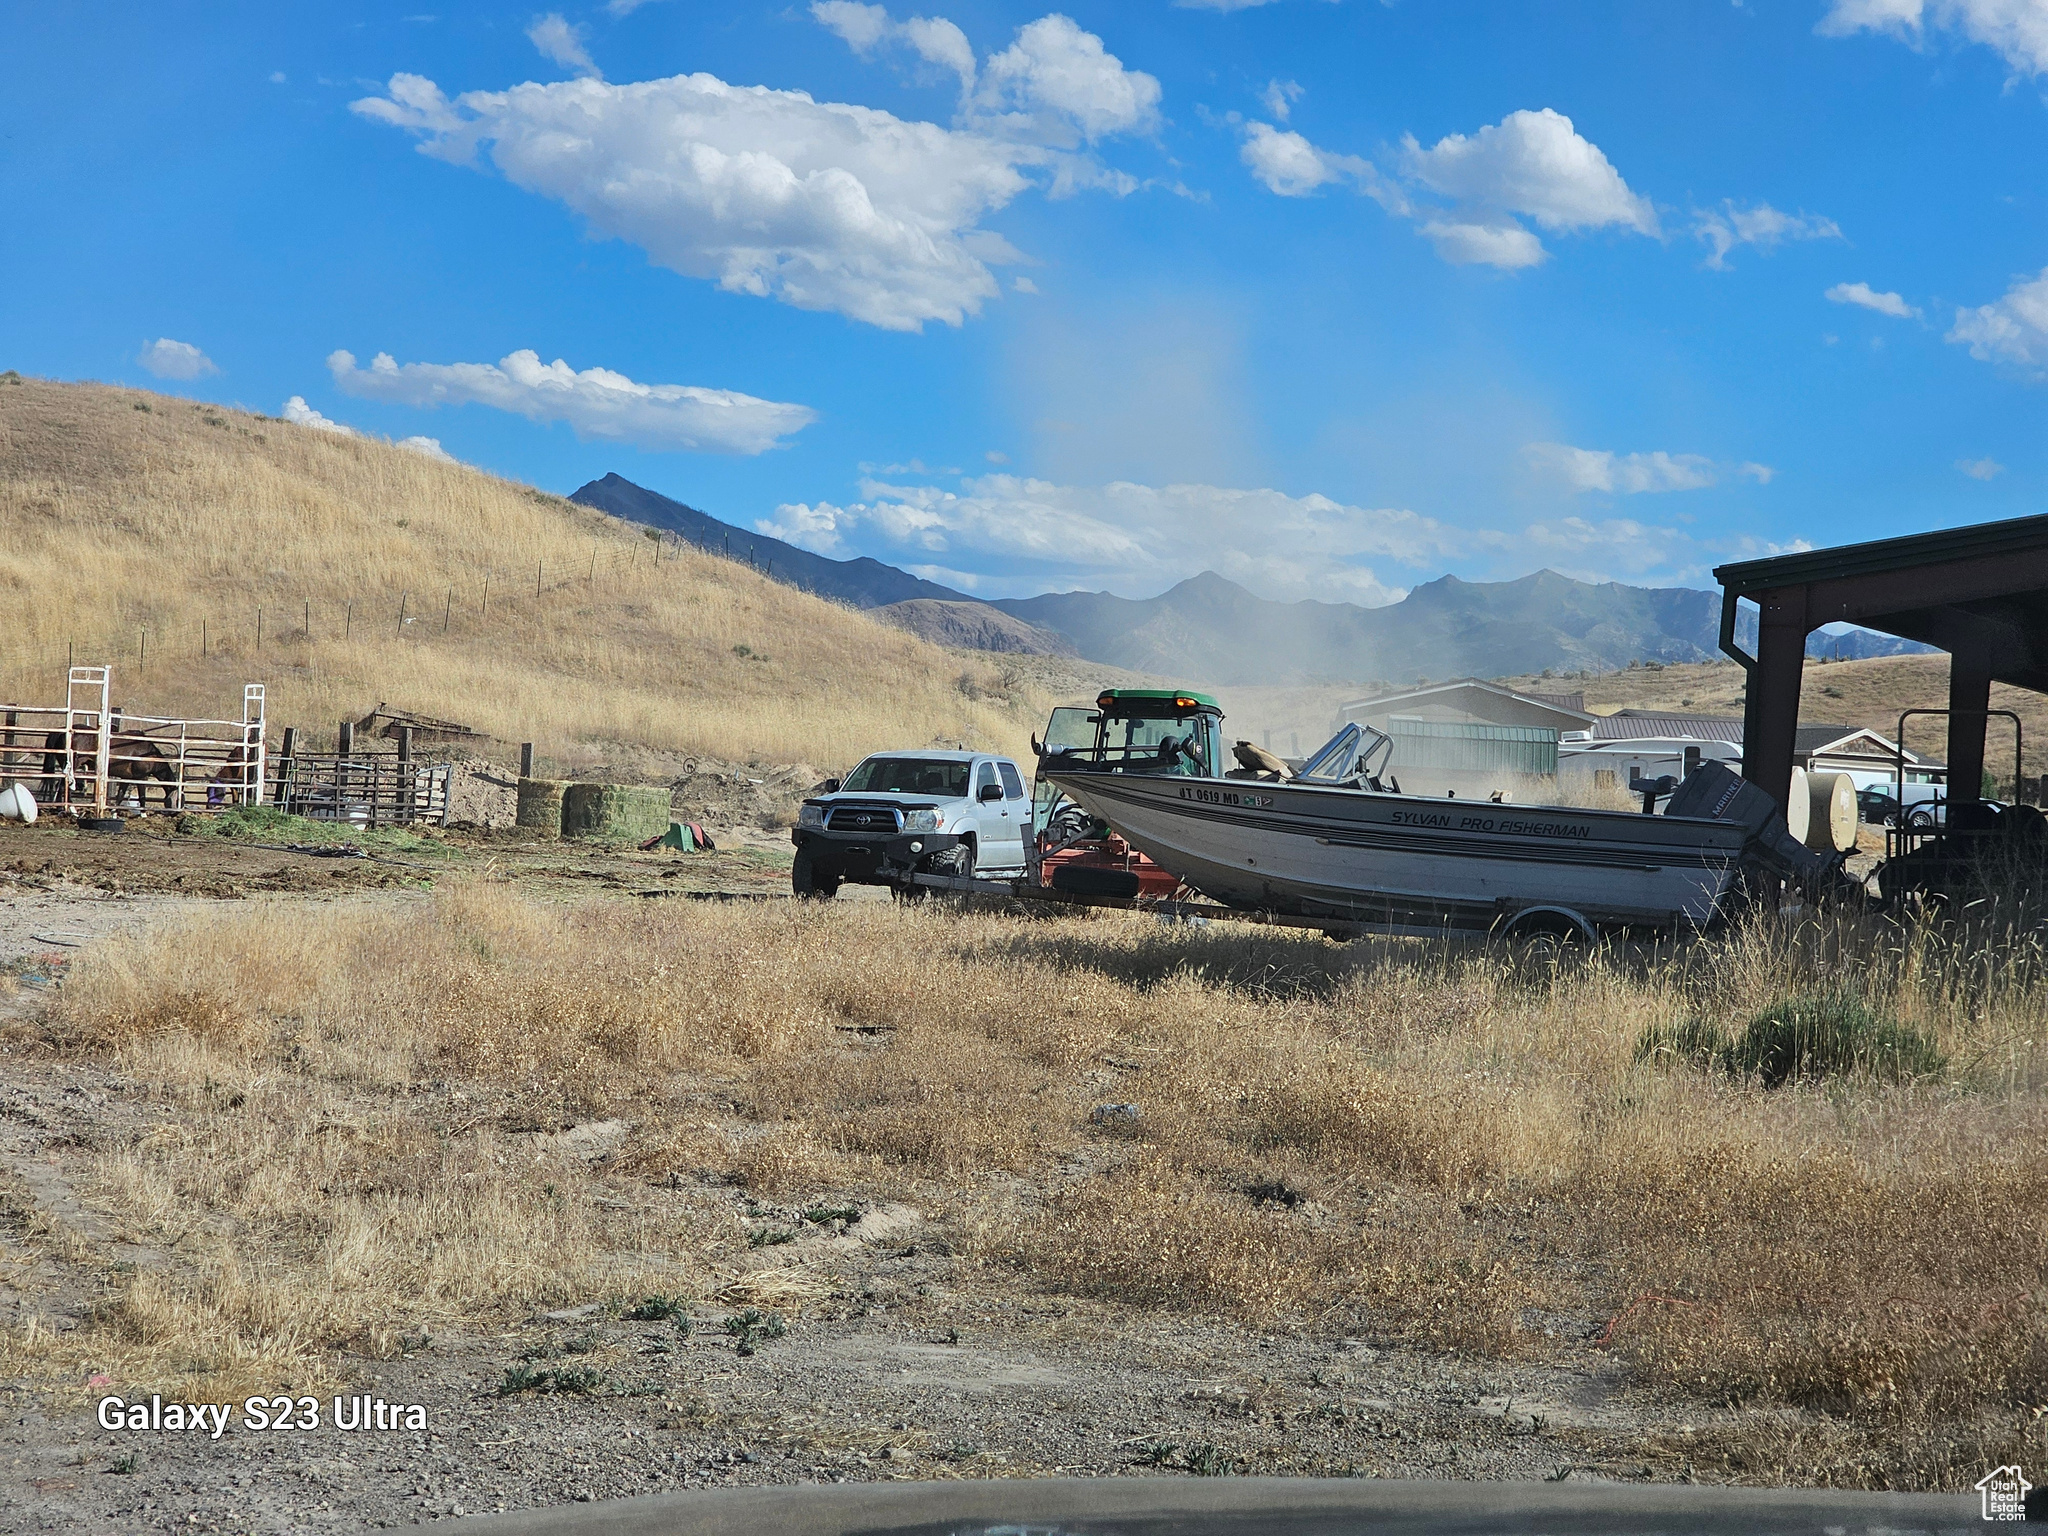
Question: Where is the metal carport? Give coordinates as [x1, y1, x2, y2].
[1715, 511, 2048, 811]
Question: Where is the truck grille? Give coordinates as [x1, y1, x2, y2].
[826, 806, 899, 833]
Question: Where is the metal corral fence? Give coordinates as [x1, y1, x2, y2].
[0, 668, 265, 814]
[272, 743, 452, 828]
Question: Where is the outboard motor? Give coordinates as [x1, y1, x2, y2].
[1665, 761, 1858, 899]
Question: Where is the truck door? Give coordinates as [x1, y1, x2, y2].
[974, 760, 1025, 871]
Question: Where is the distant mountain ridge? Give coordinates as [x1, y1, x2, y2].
[573, 473, 1933, 685]
[570, 472, 974, 610]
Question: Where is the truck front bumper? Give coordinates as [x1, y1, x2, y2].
[792, 827, 964, 882]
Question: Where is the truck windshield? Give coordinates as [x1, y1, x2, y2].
[841, 757, 971, 797]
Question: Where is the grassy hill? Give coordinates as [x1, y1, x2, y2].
[0, 375, 1044, 772]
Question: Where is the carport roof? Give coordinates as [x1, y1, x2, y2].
[1714, 511, 2048, 692]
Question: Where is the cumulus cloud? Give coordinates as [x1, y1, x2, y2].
[326, 348, 815, 454]
[398, 435, 456, 461]
[527, 13, 600, 78]
[811, 2, 975, 89]
[1957, 455, 2006, 479]
[1818, 0, 2048, 77]
[758, 474, 1478, 602]
[354, 13, 1157, 330]
[137, 338, 217, 381]
[1240, 122, 1369, 197]
[281, 396, 356, 435]
[1240, 107, 1653, 270]
[1402, 109, 1658, 237]
[1524, 442, 1733, 495]
[1694, 201, 1842, 270]
[1948, 265, 2048, 368]
[1826, 280, 1919, 318]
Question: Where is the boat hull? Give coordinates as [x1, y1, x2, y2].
[1043, 770, 1749, 932]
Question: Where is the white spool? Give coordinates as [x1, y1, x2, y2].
[1783, 765, 1810, 846]
[0, 784, 35, 824]
[1805, 770, 1857, 853]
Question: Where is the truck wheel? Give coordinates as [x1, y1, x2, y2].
[792, 847, 838, 899]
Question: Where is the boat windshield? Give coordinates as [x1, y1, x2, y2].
[1295, 722, 1393, 786]
[841, 757, 971, 797]
[1102, 714, 1211, 776]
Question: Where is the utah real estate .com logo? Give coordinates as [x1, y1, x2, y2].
[1976, 1465, 2031, 1522]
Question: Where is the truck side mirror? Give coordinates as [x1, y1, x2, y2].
[821, 778, 840, 794]
[978, 782, 1004, 802]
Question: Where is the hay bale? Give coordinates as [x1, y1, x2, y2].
[1805, 771, 1857, 853]
[562, 782, 671, 841]
[516, 777, 567, 837]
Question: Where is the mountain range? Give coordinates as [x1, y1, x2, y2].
[570, 474, 1933, 685]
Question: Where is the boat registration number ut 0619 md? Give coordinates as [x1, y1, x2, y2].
[1179, 787, 1274, 808]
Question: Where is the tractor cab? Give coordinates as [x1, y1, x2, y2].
[1029, 689, 1225, 898]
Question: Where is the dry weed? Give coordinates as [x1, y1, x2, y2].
[22, 885, 2048, 1482]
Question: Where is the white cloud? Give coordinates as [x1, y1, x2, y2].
[1524, 442, 1728, 494]
[1948, 265, 2048, 368]
[1240, 122, 1384, 199]
[355, 14, 1156, 332]
[974, 14, 1161, 145]
[137, 338, 217, 381]
[1739, 462, 1776, 484]
[527, 13, 600, 78]
[1012, 275, 1039, 293]
[812, 2, 976, 89]
[1241, 107, 1654, 270]
[1957, 455, 2007, 479]
[762, 474, 1477, 602]
[1826, 280, 1919, 318]
[1402, 109, 1658, 237]
[398, 435, 456, 461]
[1693, 201, 1842, 270]
[984, 449, 1009, 463]
[281, 396, 356, 435]
[1818, 0, 2048, 76]
[756, 500, 851, 554]
[1420, 219, 1546, 269]
[1173, 0, 1300, 9]
[326, 348, 815, 454]
[1520, 515, 1696, 580]
[1260, 78, 1303, 122]
[269, 71, 287, 84]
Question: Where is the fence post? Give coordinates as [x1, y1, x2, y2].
[443, 588, 452, 633]
[202, 621, 206, 659]
[398, 726, 414, 824]
[279, 726, 298, 816]
[397, 592, 408, 634]
[139, 628, 146, 678]
[345, 602, 352, 641]
[257, 608, 262, 650]
[519, 741, 534, 780]
[482, 572, 489, 619]
[1, 709, 15, 791]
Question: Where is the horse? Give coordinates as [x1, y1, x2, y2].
[40, 729, 178, 808]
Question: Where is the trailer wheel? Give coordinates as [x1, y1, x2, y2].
[791, 847, 838, 899]
[1498, 907, 1592, 975]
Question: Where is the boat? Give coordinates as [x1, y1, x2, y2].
[1039, 721, 1841, 938]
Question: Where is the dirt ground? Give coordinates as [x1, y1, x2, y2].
[0, 810, 1993, 1534]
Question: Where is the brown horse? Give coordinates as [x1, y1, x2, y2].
[41, 730, 178, 808]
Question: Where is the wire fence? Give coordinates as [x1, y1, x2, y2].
[0, 524, 808, 685]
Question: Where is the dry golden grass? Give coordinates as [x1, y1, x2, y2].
[9, 885, 2046, 1484]
[0, 375, 1041, 768]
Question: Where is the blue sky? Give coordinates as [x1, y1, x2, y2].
[4, 0, 2046, 603]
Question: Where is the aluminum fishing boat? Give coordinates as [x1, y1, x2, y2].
[1040, 723, 1833, 936]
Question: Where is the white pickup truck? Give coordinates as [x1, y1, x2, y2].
[791, 749, 1031, 897]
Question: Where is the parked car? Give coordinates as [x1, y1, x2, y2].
[791, 750, 1030, 897]
[1856, 786, 1902, 826]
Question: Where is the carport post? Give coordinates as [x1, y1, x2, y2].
[1947, 646, 1993, 801]
[1742, 585, 1809, 812]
